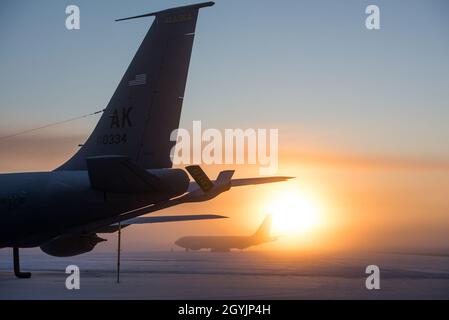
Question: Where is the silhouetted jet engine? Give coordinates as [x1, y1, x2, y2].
[40, 234, 106, 257]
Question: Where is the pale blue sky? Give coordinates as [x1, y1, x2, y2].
[0, 0, 448, 158]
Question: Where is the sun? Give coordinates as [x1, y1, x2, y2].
[265, 189, 323, 236]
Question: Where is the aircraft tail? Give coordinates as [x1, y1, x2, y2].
[57, 2, 214, 170]
[252, 215, 272, 240]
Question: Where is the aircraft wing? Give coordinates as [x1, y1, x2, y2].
[124, 214, 227, 225]
[97, 214, 227, 233]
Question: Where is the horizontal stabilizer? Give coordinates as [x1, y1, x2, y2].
[116, 1, 214, 21]
[186, 165, 294, 194]
[67, 165, 291, 235]
[86, 156, 168, 193]
[231, 176, 294, 187]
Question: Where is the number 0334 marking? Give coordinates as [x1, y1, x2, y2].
[97, 134, 128, 145]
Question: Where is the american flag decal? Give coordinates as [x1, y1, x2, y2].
[128, 74, 147, 86]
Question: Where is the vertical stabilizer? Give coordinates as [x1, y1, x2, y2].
[57, 2, 214, 170]
[253, 215, 272, 239]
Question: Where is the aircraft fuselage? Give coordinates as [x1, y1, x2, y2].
[0, 171, 179, 248]
[175, 235, 266, 251]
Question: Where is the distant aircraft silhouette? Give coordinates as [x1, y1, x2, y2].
[175, 215, 277, 252]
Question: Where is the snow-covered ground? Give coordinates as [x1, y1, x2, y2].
[1, 250, 449, 299]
